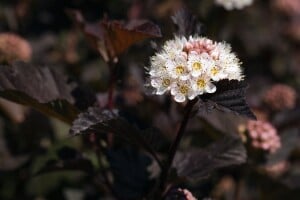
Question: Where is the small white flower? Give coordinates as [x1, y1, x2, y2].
[215, 0, 253, 10]
[163, 37, 187, 60]
[149, 53, 167, 76]
[187, 53, 212, 77]
[208, 64, 228, 81]
[191, 76, 216, 95]
[170, 80, 195, 103]
[151, 76, 173, 95]
[166, 55, 189, 80]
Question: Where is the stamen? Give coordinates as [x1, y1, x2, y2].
[211, 67, 219, 75]
[179, 85, 189, 94]
[175, 66, 185, 75]
[192, 62, 202, 71]
[162, 78, 170, 87]
[197, 79, 206, 88]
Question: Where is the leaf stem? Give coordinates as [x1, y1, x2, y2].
[159, 98, 197, 195]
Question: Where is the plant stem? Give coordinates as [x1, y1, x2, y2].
[107, 62, 117, 109]
[159, 98, 197, 196]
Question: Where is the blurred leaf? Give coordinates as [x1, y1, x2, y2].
[173, 137, 246, 181]
[68, 10, 162, 62]
[273, 108, 300, 130]
[27, 171, 83, 196]
[0, 61, 79, 123]
[281, 163, 300, 189]
[200, 80, 256, 119]
[64, 189, 84, 200]
[69, 107, 162, 167]
[0, 132, 28, 170]
[36, 147, 94, 175]
[106, 148, 153, 199]
[36, 159, 93, 175]
[265, 128, 299, 165]
[171, 8, 204, 37]
[199, 109, 246, 136]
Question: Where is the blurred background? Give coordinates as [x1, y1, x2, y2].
[0, 0, 300, 199]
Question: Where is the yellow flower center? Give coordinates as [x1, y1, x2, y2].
[179, 85, 189, 94]
[197, 79, 206, 88]
[192, 62, 202, 71]
[175, 66, 185, 75]
[211, 67, 219, 75]
[162, 78, 170, 87]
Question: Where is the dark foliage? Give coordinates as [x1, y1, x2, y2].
[266, 128, 299, 165]
[106, 148, 153, 199]
[68, 9, 162, 62]
[36, 147, 94, 175]
[201, 80, 256, 119]
[69, 106, 162, 167]
[1, 1, 299, 199]
[173, 137, 246, 181]
[0, 61, 78, 123]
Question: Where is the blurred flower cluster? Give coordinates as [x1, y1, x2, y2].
[247, 120, 281, 153]
[0, 33, 32, 64]
[264, 84, 297, 111]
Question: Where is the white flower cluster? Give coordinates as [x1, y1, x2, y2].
[149, 36, 243, 103]
[215, 0, 253, 10]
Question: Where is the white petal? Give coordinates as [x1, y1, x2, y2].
[156, 86, 168, 95]
[170, 85, 178, 95]
[218, 72, 228, 79]
[205, 82, 216, 93]
[151, 79, 160, 87]
[174, 94, 186, 103]
[179, 74, 190, 80]
[188, 90, 197, 100]
[191, 70, 202, 77]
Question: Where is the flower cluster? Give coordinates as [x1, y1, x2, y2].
[273, 0, 300, 15]
[0, 33, 32, 64]
[215, 0, 253, 10]
[264, 84, 297, 111]
[149, 36, 243, 102]
[247, 120, 281, 153]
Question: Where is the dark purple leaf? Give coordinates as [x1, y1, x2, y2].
[201, 80, 256, 119]
[173, 137, 247, 181]
[106, 148, 153, 199]
[69, 107, 162, 168]
[0, 61, 79, 123]
[265, 128, 299, 165]
[68, 10, 161, 62]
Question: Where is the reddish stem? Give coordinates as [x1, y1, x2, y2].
[107, 63, 116, 109]
[159, 98, 198, 196]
